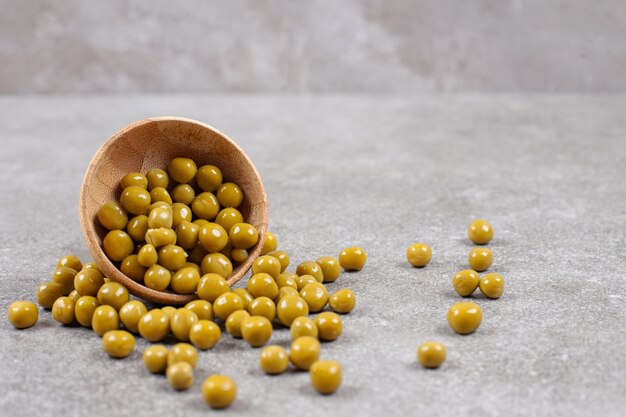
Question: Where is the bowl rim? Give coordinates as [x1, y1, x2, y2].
[79, 116, 268, 305]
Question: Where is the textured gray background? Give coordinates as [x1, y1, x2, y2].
[0, 95, 624, 416]
[1, 0, 626, 93]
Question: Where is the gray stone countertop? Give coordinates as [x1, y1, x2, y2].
[0, 95, 624, 417]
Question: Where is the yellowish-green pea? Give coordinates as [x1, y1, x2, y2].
[137, 244, 158, 267]
[7, 301, 38, 329]
[260, 231, 278, 255]
[289, 336, 320, 370]
[230, 249, 249, 263]
[200, 253, 232, 278]
[232, 288, 253, 309]
[74, 268, 105, 296]
[168, 157, 197, 184]
[102, 330, 135, 358]
[290, 316, 318, 340]
[479, 273, 505, 299]
[447, 301, 482, 334]
[97, 282, 130, 311]
[191, 192, 220, 220]
[149, 186, 173, 205]
[92, 305, 120, 336]
[37, 281, 64, 309]
[196, 165, 223, 192]
[185, 300, 214, 321]
[170, 267, 201, 295]
[120, 255, 146, 282]
[126, 215, 149, 242]
[296, 261, 324, 283]
[259, 345, 289, 375]
[170, 309, 199, 341]
[216, 182, 243, 208]
[57, 255, 83, 271]
[339, 247, 366, 271]
[119, 300, 148, 333]
[251, 255, 281, 279]
[467, 219, 494, 245]
[52, 266, 77, 295]
[202, 374, 237, 409]
[315, 312, 342, 341]
[247, 273, 279, 299]
[145, 228, 177, 247]
[197, 273, 230, 302]
[199, 223, 229, 252]
[329, 288, 356, 314]
[278, 286, 299, 299]
[294, 274, 318, 291]
[98, 201, 129, 231]
[176, 221, 200, 250]
[417, 341, 447, 368]
[146, 168, 169, 191]
[225, 310, 250, 338]
[148, 206, 173, 229]
[138, 309, 170, 342]
[268, 251, 289, 272]
[67, 290, 81, 303]
[228, 223, 259, 249]
[103, 230, 134, 262]
[468, 248, 493, 272]
[241, 315, 272, 347]
[452, 270, 480, 297]
[310, 360, 342, 394]
[168, 342, 198, 367]
[167, 362, 194, 391]
[214, 208, 243, 233]
[190, 320, 221, 350]
[316, 256, 341, 282]
[51, 296, 75, 325]
[75, 295, 100, 327]
[172, 202, 193, 228]
[171, 184, 196, 205]
[121, 172, 148, 190]
[161, 306, 177, 319]
[120, 186, 151, 215]
[406, 243, 432, 267]
[143, 344, 169, 373]
[144, 264, 171, 291]
[158, 244, 187, 271]
[276, 294, 309, 327]
[300, 282, 329, 313]
[276, 272, 298, 290]
[187, 244, 208, 265]
[247, 296, 276, 322]
[213, 293, 244, 321]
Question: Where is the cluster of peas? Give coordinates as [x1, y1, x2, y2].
[7, 158, 368, 408]
[404, 219, 505, 368]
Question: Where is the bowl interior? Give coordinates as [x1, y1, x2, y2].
[80, 117, 268, 305]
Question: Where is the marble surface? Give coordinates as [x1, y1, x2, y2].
[0, 95, 624, 417]
[1, 0, 625, 93]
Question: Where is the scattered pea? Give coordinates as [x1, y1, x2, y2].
[417, 341, 446, 368]
[315, 312, 342, 341]
[468, 248, 493, 272]
[143, 345, 169, 373]
[102, 330, 135, 358]
[452, 270, 480, 297]
[190, 320, 221, 350]
[479, 273, 505, 299]
[168, 343, 198, 367]
[202, 374, 237, 409]
[7, 301, 38, 329]
[290, 316, 318, 340]
[406, 243, 432, 267]
[259, 345, 289, 375]
[339, 247, 366, 271]
[290, 336, 321, 370]
[310, 360, 342, 394]
[241, 315, 272, 347]
[329, 288, 356, 314]
[447, 301, 482, 335]
[467, 219, 493, 244]
[167, 362, 194, 391]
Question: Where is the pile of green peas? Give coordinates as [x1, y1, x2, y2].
[8, 236, 364, 404]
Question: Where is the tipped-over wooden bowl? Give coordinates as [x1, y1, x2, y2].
[79, 116, 268, 305]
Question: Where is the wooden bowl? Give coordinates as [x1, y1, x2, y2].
[79, 117, 268, 305]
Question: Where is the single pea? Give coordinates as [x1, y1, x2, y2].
[225, 310, 250, 338]
[172, 202, 193, 228]
[119, 300, 148, 333]
[103, 230, 134, 262]
[230, 248, 249, 263]
[290, 336, 321, 370]
[97, 282, 130, 311]
[247, 273, 279, 299]
[468, 248, 493, 272]
[198, 223, 228, 252]
[170, 183, 195, 205]
[447, 301, 482, 335]
[228, 223, 258, 249]
[146, 168, 169, 190]
[68, 290, 81, 303]
[102, 330, 135, 359]
[137, 242, 159, 267]
[196, 165, 223, 192]
[276, 294, 309, 327]
[145, 227, 177, 247]
[161, 306, 177, 319]
[148, 200, 171, 213]
[168, 342, 198, 367]
[468, 219, 494, 245]
[276, 272, 298, 290]
[143, 345, 169, 373]
[120, 255, 146, 282]
[51, 296, 75, 325]
[138, 309, 170, 342]
[120, 186, 151, 215]
[452, 270, 480, 297]
[75, 295, 100, 327]
[192, 192, 220, 220]
[251, 255, 281, 279]
[315, 256, 341, 282]
[294, 274, 318, 292]
[315, 312, 342, 341]
[241, 315, 272, 347]
[7, 301, 38, 329]
[213, 292, 244, 321]
[296, 261, 324, 283]
[167, 362, 194, 391]
[74, 268, 105, 296]
[406, 243, 432, 267]
[200, 253, 233, 278]
[52, 266, 77, 295]
[268, 251, 290, 272]
[171, 267, 201, 295]
[290, 316, 318, 339]
[300, 282, 329, 313]
[310, 360, 342, 394]
[260, 231, 278, 255]
[170, 308, 199, 341]
[247, 297, 276, 322]
[143, 264, 172, 291]
[127, 215, 149, 242]
[37, 281, 64, 309]
[279, 286, 299, 299]
[339, 247, 366, 271]
[81, 262, 102, 273]
[260, 345, 289, 375]
[185, 300, 214, 321]
[148, 206, 173, 229]
[98, 201, 129, 231]
[175, 221, 200, 250]
[202, 374, 237, 409]
[232, 288, 254, 309]
[121, 172, 148, 190]
[214, 208, 243, 234]
[197, 273, 230, 302]
[479, 273, 505, 299]
[329, 288, 356, 314]
[168, 157, 197, 184]
[216, 182, 243, 208]
[57, 255, 83, 271]
[158, 244, 187, 271]
[92, 305, 120, 336]
[417, 341, 447, 368]
[190, 320, 221, 350]
[150, 186, 173, 205]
